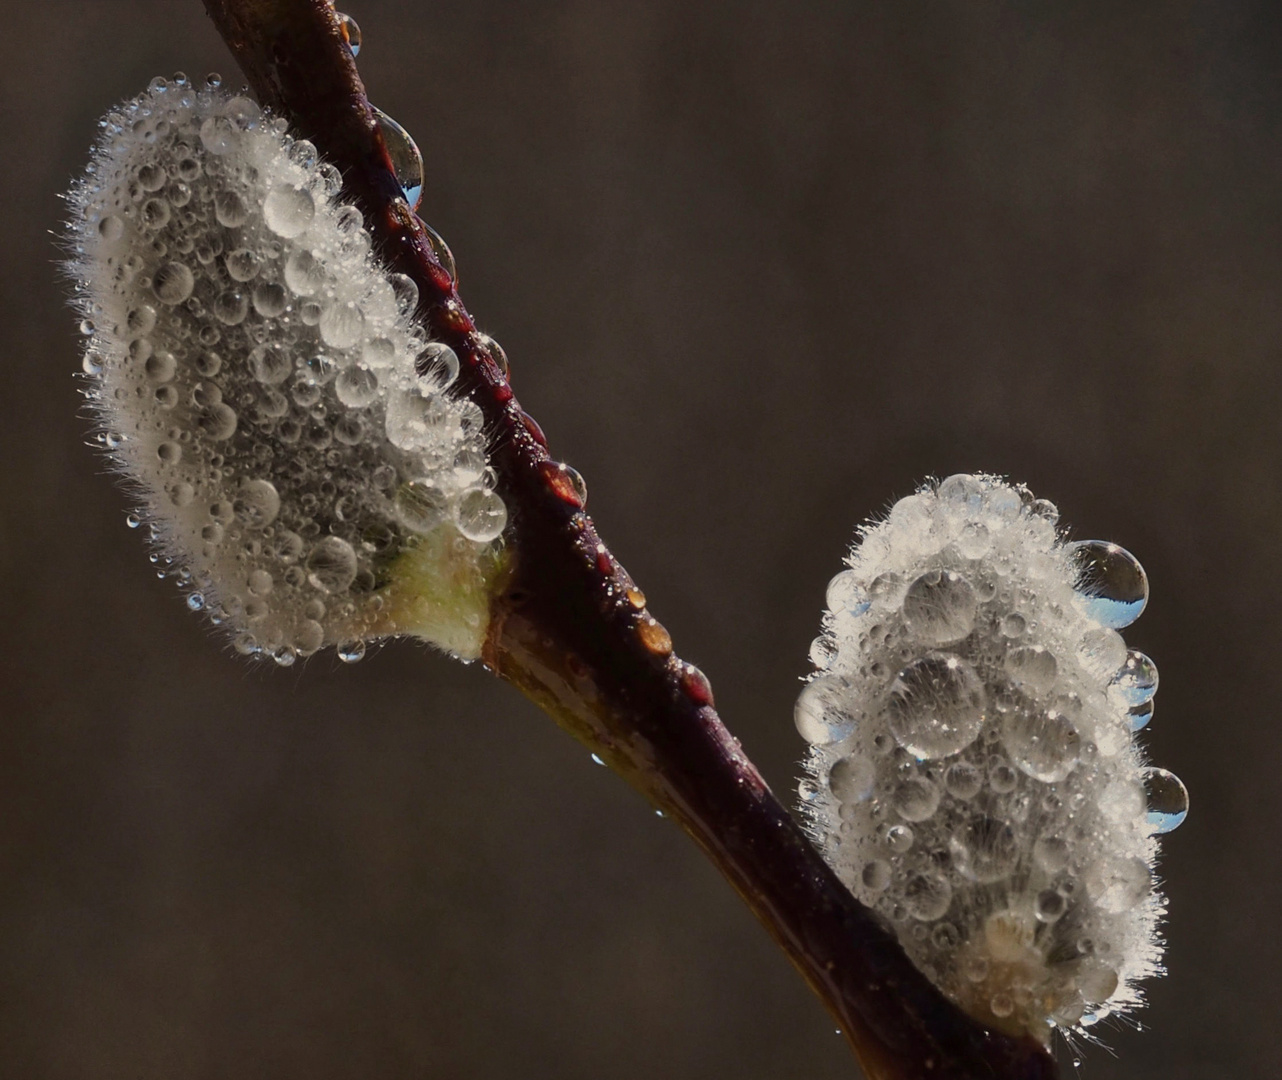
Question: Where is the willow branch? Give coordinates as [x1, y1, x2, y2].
[199, 3, 1058, 1077]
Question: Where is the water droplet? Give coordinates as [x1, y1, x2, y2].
[337, 640, 366, 663]
[1109, 650, 1159, 707]
[249, 343, 293, 385]
[335, 366, 378, 407]
[999, 612, 1026, 639]
[338, 12, 362, 55]
[893, 777, 940, 821]
[886, 653, 986, 759]
[214, 189, 249, 227]
[904, 871, 952, 921]
[419, 219, 457, 281]
[861, 860, 892, 891]
[476, 333, 509, 378]
[252, 281, 288, 317]
[373, 107, 424, 210]
[944, 760, 982, 799]
[199, 114, 236, 155]
[306, 536, 358, 593]
[1128, 699, 1155, 732]
[282, 249, 324, 295]
[234, 478, 281, 528]
[938, 473, 985, 511]
[126, 513, 142, 529]
[826, 569, 870, 617]
[884, 823, 915, 853]
[988, 760, 1018, 792]
[152, 261, 193, 305]
[156, 440, 182, 465]
[247, 569, 274, 596]
[197, 403, 238, 440]
[213, 289, 249, 325]
[263, 184, 316, 238]
[949, 816, 1018, 883]
[957, 520, 991, 558]
[794, 675, 857, 746]
[98, 214, 124, 242]
[1086, 855, 1151, 912]
[636, 615, 673, 655]
[1069, 540, 1148, 629]
[141, 198, 170, 229]
[273, 645, 297, 667]
[418, 342, 459, 388]
[126, 305, 156, 337]
[1001, 707, 1080, 782]
[1033, 836, 1070, 873]
[1035, 889, 1066, 923]
[389, 273, 419, 315]
[1142, 767, 1188, 833]
[319, 300, 365, 348]
[454, 488, 507, 542]
[902, 570, 976, 645]
[1004, 645, 1058, 694]
[539, 461, 587, 507]
[186, 593, 206, 612]
[144, 350, 176, 383]
[395, 479, 450, 533]
[828, 756, 875, 803]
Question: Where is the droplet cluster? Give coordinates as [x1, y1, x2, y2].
[66, 77, 507, 664]
[796, 474, 1185, 1043]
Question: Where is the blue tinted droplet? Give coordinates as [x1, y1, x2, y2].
[1068, 540, 1149, 629]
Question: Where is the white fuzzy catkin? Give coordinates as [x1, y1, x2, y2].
[797, 474, 1186, 1043]
[66, 76, 508, 666]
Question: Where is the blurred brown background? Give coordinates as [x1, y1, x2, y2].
[1, 1, 1276, 1076]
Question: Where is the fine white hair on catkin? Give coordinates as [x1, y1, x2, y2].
[65, 75, 507, 667]
[796, 474, 1185, 1043]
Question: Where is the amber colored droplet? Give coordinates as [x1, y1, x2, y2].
[637, 614, 673, 656]
[626, 587, 647, 610]
[520, 410, 548, 447]
[539, 460, 585, 508]
[680, 664, 715, 707]
[438, 299, 471, 334]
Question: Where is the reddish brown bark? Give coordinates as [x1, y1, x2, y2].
[200, 3, 1058, 1077]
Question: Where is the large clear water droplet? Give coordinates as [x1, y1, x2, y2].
[1003, 644, 1058, 694]
[395, 479, 449, 533]
[1001, 707, 1080, 782]
[826, 569, 870, 617]
[263, 184, 316, 238]
[1069, 540, 1149, 629]
[1109, 650, 1159, 707]
[901, 570, 976, 645]
[338, 12, 362, 55]
[1142, 767, 1188, 833]
[827, 756, 875, 803]
[904, 871, 952, 921]
[306, 536, 358, 593]
[373, 107, 424, 210]
[885, 653, 986, 759]
[454, 488, 507, 542]
[794, 675, 857, 746]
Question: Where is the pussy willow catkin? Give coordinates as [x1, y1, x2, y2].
[797, 474, 1185, 1043]
[66, 76, 508, 666]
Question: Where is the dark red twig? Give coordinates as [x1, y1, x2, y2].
[200, 3, 1059, 1077]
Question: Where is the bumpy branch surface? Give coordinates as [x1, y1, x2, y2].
[200, 3, 1059, 1077]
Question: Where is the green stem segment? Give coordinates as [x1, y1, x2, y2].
[201, 3, 1058, 1076]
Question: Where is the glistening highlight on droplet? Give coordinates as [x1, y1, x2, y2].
[794, 474, 1185, 1046]
[66, 77, 510, 664]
